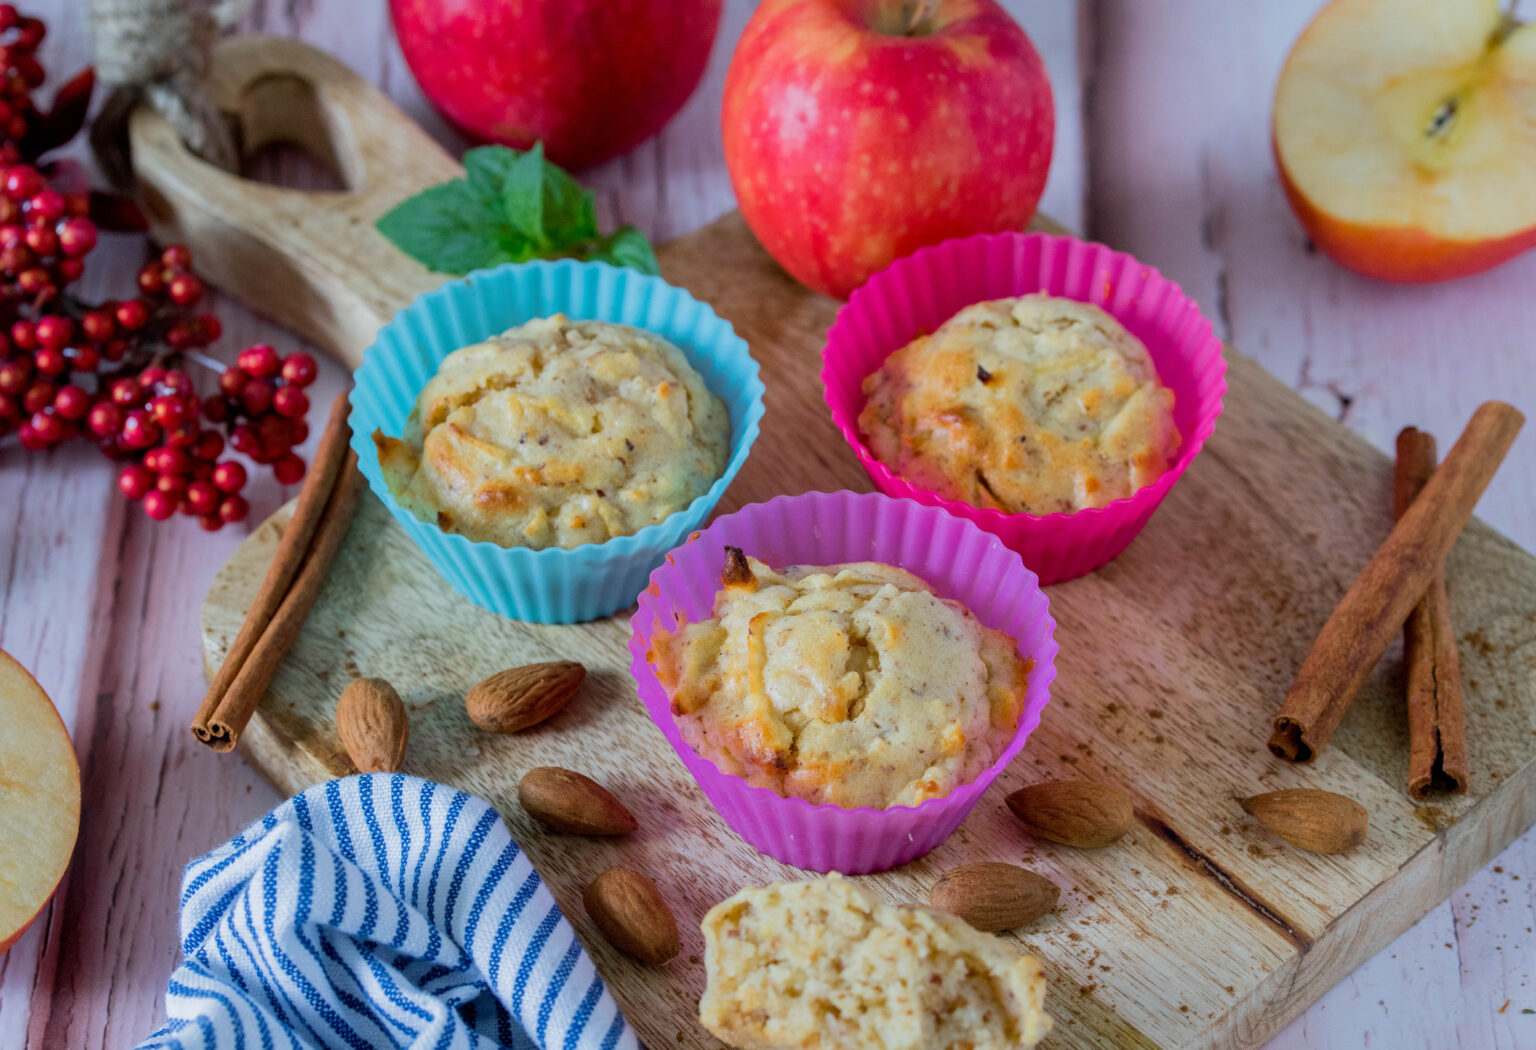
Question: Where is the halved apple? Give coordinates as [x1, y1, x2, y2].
[1274, 0, 1536, 282]
[0, 650, 80, 955]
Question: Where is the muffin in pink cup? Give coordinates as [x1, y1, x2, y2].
[821, 232, 1227, 584]
[626, 490, 1057, 874]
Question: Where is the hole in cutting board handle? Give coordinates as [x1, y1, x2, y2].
[226, 72, 358, 194]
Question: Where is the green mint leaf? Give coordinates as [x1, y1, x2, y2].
[376, 180, 518, 275]
[462, 145, 515, 200]
[498, 144, 553, 247]
[538, 159, 597, 244]
[584, 225, 660, 275]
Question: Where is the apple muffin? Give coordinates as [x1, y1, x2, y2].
[699, 874, 1051, 1050]
[859, 294, 1179, 514]
[375, 314, 730, 549]
[646, 549, 1031, 809]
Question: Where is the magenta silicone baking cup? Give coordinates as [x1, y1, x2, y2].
[821, 232, 1227, 584]
[627, 490, 1057, 874]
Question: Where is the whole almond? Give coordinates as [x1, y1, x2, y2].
[1006, 780, 1135, 848]
[336, 677, 409, 773]
[518, 767, 638, 836]
[930, 862, 1060, 932]
[1241, 789, 1367, 854]
[584, 868, 679, 966]
[466, 661, 585, 734]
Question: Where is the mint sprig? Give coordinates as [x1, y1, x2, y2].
[376, 143, 659, 276]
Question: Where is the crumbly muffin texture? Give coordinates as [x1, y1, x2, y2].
[859, 294, 1180, 514]
[647, 552, 1031, 809]
[375, 315, 730, 550]
[700, 874, 1051, 1050]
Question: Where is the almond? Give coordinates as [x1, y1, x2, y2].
[584, 868, 679, 966]
[1005, 779, 1135, 848]
[1241, 788, 1368, 854]
[930, 862, 1060, 932]
[466, 661, 585, 734]
[518, 766, 637, 836]
[336, 677, 408, 773]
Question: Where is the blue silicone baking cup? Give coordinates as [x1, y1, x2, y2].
[349, 260, 765, 624]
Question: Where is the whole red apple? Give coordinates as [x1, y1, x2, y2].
[723, 0, 1054, 299]
[390, 0, 723, 170]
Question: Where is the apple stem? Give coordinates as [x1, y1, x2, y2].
[904, 0, 937, 35]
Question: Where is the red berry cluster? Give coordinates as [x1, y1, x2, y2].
[0, 7, 316, 532]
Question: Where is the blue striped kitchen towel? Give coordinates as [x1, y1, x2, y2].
[134, 773, 639, 1050]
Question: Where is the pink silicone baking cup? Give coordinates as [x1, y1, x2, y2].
[821, 232, 1227, 584]
[627, 490, 1057, 874]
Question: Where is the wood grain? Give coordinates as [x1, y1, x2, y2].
[201, 208, 1536, 1049]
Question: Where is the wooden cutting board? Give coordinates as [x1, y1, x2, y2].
[171, 35, 1536, 1050]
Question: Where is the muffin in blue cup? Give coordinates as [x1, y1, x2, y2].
[350, 260, 765, 623]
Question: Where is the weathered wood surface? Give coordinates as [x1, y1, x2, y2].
[200, 209, 1536, 1050]
[5, 2, 1535, 1049]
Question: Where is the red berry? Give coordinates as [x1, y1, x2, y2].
[24, 189, 63, 222]
[280, 352, 318, 388]
[28, 409, 62, 444]
[142, 489, 175, 521]
[289, 420, 309, 445]
[256, 414, 293, 451]
[33, 314, 69, 349]
[193, 431, 224, 461]
[158, 446, 191, 477]
[272, 385, 308, 420]
[53, 384, 89, 420]
[212, 460, 247, 493]
[149, 393, 187, 427]
[218, 366, 248, 397]
[191, 460, 214, 481]
[155, 473, 186, 499]
[109, 377, 141, 406]
[185, 480, 220, 515]
[165, 420, 200, 447]
[194, 314, 221, 343]
[167, 273, 203, 307]
[230, 423, 260, 457]
[56, 217, 95, 257]
[241, 378, 273, 415]
[137, 263, 164, 295]
[161, 244, 192, 269]
[165, 323, 193, 351]
[22, 380, 53, 413]
[16, 267, 51, 294]
[0, 391, 14, 420]
[237, 344, 280, 378]
[2, 165, 40, 200]
[103, 339, 128, 362]
[138, 366, 165, 389]
[22, 224, 55, 255]
[8, 318, 32, 348]
[198, 514, 223, 532]
[80, 309, 114, 342]
[31, 347, 65, 375]
[272, 453, 306, 485]
[164, 370, 194, 395]
[69, 346, 99, 372]
[88, 400, 122, 437]
[0, 7, 18, 32]
[201, 394, 228, 423]
[118, 464, 153, 500]
[0, 241, 30, 272]
[56, 258, 84, 282]
[0, 356, 28, 394]
[119, 408, 159, 449]
[115, 299, 149, 330]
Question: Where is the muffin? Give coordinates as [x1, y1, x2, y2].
[700, 874, 1051, 1050]
[859, 293, 1179, 514]
[374, 314, 730, 549]
[647, 548, 1032, 809]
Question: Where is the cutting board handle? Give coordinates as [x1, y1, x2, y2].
[129, 35, 464, 368]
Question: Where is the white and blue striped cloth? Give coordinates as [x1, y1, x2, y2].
[134, 773, 639, 1050]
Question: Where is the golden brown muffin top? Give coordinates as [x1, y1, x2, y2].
[375, 315, 730, 550]
[648, 551, 1031, 809]
[859, 295, 1179, 514]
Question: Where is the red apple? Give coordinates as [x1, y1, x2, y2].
[0, 649, 79, 955]
[722, 0, 1054, 299]
[1274, 0, 1536, 282]
[390, 0, 723, 170]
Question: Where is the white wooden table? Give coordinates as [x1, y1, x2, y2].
[2, 2, 1532, 1047]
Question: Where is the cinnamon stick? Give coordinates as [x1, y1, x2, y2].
[1395, 428, 1469, 798]
[191, 389, 356, 748]
[1269, 401, 1523, 763]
